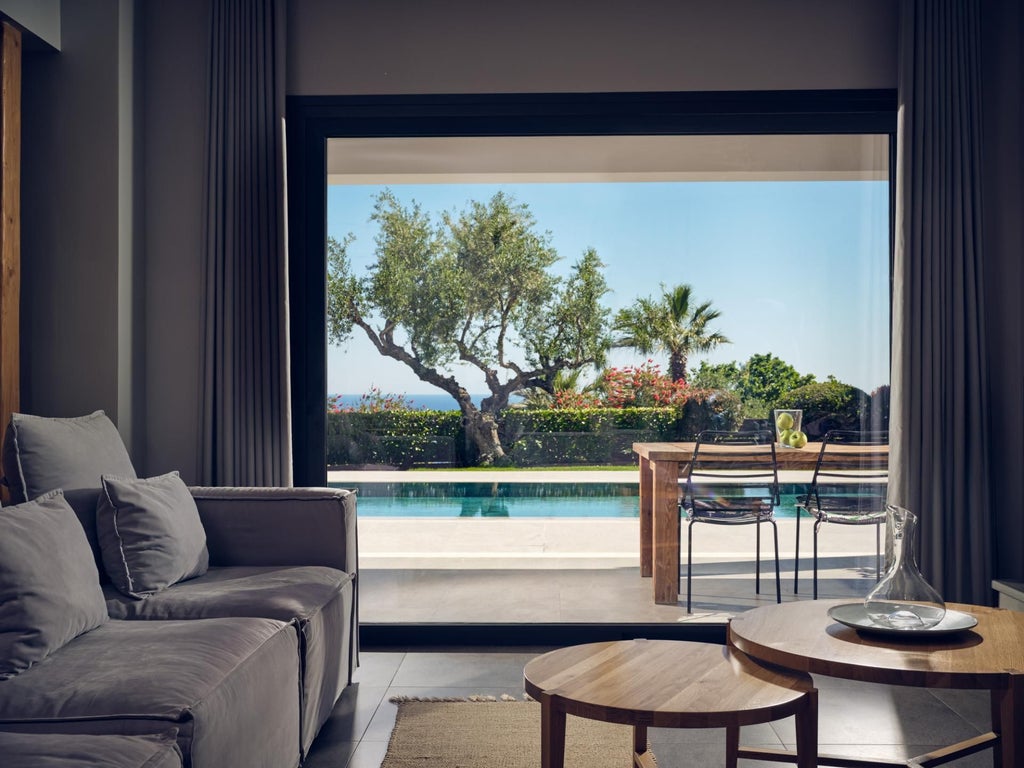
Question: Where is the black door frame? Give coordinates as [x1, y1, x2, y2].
[285, 89, 897, 486]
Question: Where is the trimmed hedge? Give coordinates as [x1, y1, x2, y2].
[327, 410, 462, 468]
[327, 392, 745, 468]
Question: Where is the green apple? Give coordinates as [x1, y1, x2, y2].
[778, 428, 793, 444]
[776, 412, 794, 431]
[789, 430, 808, 449]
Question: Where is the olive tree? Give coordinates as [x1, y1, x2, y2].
[327, 190, 612, 464]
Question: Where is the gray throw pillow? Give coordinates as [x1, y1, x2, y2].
[97, 471, 210, 598]
[0, 490, 109, 680]
[2, 411, 137, 559]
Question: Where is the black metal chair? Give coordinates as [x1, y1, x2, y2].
[680, 429, 781, 614]
[794, 429, 889, 599]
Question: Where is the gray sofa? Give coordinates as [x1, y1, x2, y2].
[0, 411, 358, 768]
[1, 730, 185, 768]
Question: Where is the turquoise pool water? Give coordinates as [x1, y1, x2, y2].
[330, 481, 802, 518]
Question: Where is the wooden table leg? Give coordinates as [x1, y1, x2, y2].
[652, 459, 680, 604]
[540, 694, 566, 768]
[795, 688, 818, 768]
[725, 723, 739, 768]
[991, 675, 1023, 768]
[639, 456, 653, 577]
[633, 723, 647, 758]
[632, 723, 658, 768]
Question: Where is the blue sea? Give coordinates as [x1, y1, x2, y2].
[331, 393, 498, 411]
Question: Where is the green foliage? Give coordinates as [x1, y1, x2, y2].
[326, 189, 614, 463]
[677, 388, 744, 437]
[737, 353, 816, 411]
[612, 283, 729, 383]
[775, 379, 870, 438]
[690, 361, 741, 391]
[503, 407, 678, 435]
[868, 384, 890, 432]
[690, 353, 815, 419]
[502, 407, 678, 467]
[327, 409, 462, 468]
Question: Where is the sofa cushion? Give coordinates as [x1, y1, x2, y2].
[0, 618, 301, 768]
[103, 565, 355, 754]
[0, 491, 109, 680]
[97, 472, 209, 598]
[103, 565, 350, 621]
[0, 730, 183, 768]
[2, 411, 137, 560]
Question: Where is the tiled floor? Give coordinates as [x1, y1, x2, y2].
[360, 554, 884, 625]
[303, 648, 994, 768]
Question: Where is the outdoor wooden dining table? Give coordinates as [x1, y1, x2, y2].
[633, 441, 829, 605]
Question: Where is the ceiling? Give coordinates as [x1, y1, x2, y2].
[327, 134, 889, 185]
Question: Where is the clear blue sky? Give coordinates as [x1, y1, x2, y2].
[326, 180, 890, 397]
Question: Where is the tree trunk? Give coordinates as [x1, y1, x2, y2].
[462, 406, 507, 465]
[670, 352, 688, 384]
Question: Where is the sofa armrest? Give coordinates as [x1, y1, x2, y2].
[189, 486, 357, 575]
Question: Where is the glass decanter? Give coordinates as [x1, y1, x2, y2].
[864, 505, 946, 630]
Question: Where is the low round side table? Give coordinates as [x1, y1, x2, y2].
[523, 638, 818, 768]
[728, 599, 1024, 767]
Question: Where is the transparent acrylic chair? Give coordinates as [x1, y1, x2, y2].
[794, 429, 889, 599]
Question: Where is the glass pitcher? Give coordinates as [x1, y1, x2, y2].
[864, 505, 946, 629]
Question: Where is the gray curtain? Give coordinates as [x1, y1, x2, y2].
[201, 0, 292, 487]
[890, 0, 990, 603]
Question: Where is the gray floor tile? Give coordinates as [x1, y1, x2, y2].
[929, 688, 992, 732]
[775, 684, 983, 746]
[392, 651, 536, 688]
[307, 684, 389, 745]
[352, 652, 406, 686]
[649, 722, 784, 746]
[343, 739, 389, 768]
[304, 646, 994, 768]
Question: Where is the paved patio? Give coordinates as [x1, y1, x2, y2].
[331, 469, 883, 623]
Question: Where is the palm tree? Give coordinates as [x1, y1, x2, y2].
[613, 284, 729, 384]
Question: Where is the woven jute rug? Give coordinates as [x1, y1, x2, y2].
[381, 699, 641, 768]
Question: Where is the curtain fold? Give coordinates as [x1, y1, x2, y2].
[890, 0, 990, 603]
[201, 0, 292, 487]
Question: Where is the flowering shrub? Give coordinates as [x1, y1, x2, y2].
[599, 361, 692, 408]
[328, 386, 420, 414]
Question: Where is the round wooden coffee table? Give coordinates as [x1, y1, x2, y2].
[728, 599, 1024, 767]
[523, 639, 817, 768]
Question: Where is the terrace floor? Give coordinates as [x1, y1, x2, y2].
[332, 470, 883, 626]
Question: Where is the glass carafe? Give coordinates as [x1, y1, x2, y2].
[864, 505, 946, 629]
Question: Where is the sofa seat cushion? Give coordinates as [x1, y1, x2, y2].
[103, 565, 351, 622]
[104, 566, 355, 755]
[0, 618, 300, 768]
[0, 730, 183, 768]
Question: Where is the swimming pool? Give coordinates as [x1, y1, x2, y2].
[330, 481, 803, 518]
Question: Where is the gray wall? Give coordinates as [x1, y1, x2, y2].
[0, 0, 60, 49]
[20, 0, 132, 433]
[25, 1, 911, 482]
[287, 0, 898, 95]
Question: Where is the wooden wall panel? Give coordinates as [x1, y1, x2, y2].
[0, 21, 19, 449]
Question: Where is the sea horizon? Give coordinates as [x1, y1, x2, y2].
[331, 392, 515, 411]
